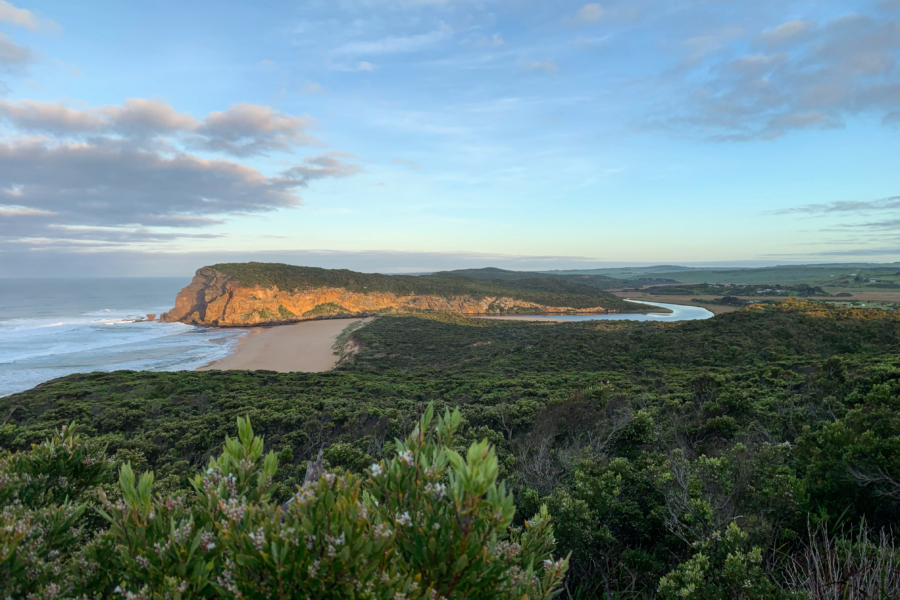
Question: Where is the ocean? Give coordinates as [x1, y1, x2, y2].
[0, 278, 248, 398]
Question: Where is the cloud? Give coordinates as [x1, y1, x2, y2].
[281, 152, 364, 185]
[193, 103, 320, 157]
[0, 99, 321, 156]
[470, 33, 504, 48]
[0, 141, 362, 247]
[299, 81, 325, 94]
[770, 195, 900, 215]
[0, 1, 43, 30]
[258, 59, 277, 70]
[334, 29, 452, 56]
[575, 4, 606, 23]
[392, 157, 421, 170]
[843, 218, 900, 230]
[520, 59, 559, 74]
[0, 99, 362, 249]
[102, 98, 199, 136]
[761, 20, 815, 46]
[0, 31, 33, 73]
[0, 204, 54, 216]
[679, 26, 746, 68]
[0, 99, 107, 132]
[0, 139, 302, 230]
[358, 61, 374, 71]
[647, 13, 900, 140]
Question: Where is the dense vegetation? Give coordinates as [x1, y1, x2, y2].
[3, 299, 900, 597]
[341, 300, 900, 374]
[439, 267, 623, 289]
[637, 283, 830, 297]
[210, 263, 636, 311]
[0, 406, 567, 598]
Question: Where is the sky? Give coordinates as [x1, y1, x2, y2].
[0, 0, 898, 276]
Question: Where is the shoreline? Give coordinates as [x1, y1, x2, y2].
[197, 318, 371, 373]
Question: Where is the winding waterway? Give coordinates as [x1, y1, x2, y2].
[479, 300, 714, 322]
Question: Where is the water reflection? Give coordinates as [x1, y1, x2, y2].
[479, 300, 714, 322]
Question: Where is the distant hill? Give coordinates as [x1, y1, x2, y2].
[160, 263, 643, 326]
[547, 262, 900, 286]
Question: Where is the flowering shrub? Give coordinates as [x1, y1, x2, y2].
[0, 404, 567, 599]
[0, 423, 113, 596]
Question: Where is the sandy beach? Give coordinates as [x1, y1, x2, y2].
[198, 318, 371, 373]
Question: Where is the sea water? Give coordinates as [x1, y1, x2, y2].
[0, 278, 248, 398]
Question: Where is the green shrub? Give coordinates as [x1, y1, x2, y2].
[0, 405, 567, 599]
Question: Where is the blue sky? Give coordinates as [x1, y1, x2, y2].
[0, 0, 898, 276]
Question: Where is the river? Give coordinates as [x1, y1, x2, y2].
[478, 300, 714, 322]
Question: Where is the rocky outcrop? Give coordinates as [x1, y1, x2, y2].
[161, 267, 621, 326]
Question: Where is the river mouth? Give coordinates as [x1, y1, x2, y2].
[477, 300, 714, 322]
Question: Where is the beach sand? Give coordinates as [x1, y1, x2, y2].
[198, 318, 372, 372]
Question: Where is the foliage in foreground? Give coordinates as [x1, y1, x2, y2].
[0, 406, 567, 599]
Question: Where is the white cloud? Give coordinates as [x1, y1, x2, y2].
[0, 0, 38, 29]
[0, 0, 59, 33]
[471, 33, 504, 48]
[520, 59, 559, 74]
[575, 4, 605, 23]
[282, 152, 365, 185]
[0, 99, 322, 156]
[258, 59, 277, 70]
[761, 20, 815, 46]
[0, 31, 33, 73]
[392, 157, 421, 170]
[299, 81, 325, 94]
[334, 29, 452, 56]
[0, 204, 55, 216]
[358, 61, 374, 71]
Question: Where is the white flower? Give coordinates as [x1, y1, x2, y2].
[425, 482, 446, 498]
[370, 463, 383, 476]
[396, 512, 412, 526]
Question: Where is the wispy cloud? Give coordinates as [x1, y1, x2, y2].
[333, 29, 452, 56]
[392, 157, 421, 170]
[519, 59, 559, 74]
[299, 81, 325, 94]
[769, 196, 900, 215]
[644, 12, 900, 140]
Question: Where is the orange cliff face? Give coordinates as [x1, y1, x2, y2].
[160, 267, 618, 326]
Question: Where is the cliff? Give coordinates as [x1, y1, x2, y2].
[161, 263, 640, 326]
